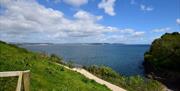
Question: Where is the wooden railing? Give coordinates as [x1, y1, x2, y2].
[0, 70, 30, 91]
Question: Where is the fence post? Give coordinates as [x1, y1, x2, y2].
[16, 72, 23, 91]
[23, 70, 30, 91]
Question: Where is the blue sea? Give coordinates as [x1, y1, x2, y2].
[20, 44, 149, 76]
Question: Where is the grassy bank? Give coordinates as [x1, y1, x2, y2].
[0, 41, 111, 91]
[84, 65, 164, 91]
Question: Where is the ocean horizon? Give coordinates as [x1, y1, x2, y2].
[19, 43, 150, 76]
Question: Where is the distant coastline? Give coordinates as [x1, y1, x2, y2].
[19, 43, 149, 76]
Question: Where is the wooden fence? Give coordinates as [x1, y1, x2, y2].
[0, 70, 30, 91]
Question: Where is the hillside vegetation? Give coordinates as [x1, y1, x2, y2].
[84, 65, 164, 91]
[144, 32, 180, 91]
[0, 41, 111, 91]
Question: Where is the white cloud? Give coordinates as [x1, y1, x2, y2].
[140, 4, 154, 11]
[63, 0, 88, 7]
[129, 1, 154, 12]
[73, 10, 103, 21]
[152, 27, 171, 32]
[0, 0, 145, 43]
[176, 18, 180, 25]
[98, 0, 116, 16]
[49, 0, 88, 7]
[132, 31, 145, 37]
[119, 29, 145, 37]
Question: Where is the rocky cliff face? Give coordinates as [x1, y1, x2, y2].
[143, 32, 180, 91]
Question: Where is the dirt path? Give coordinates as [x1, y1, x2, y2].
[55, 63, 126, 91]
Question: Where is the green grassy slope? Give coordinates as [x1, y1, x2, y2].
[0, 41, 111, 91]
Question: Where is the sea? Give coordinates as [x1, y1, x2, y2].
[19, 43, 149, 76]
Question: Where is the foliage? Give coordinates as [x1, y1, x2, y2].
[144, 32, 180, 90]
[49, 54, 63, 63]
[144, 32, 180, 71]
[0, 41, 111, 91]
[66, 60, 75, 68]
[85, 65, 164, 91]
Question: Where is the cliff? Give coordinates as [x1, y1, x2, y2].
[143, 32, 180, 91]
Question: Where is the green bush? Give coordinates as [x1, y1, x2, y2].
[145, 32, 180, 71]
[144, 32, 180, 90]
[49, 54, 63, 63]
[85, 65, 164, 91]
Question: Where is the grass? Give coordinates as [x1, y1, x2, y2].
[84, 65, 164, 91]
[0, 41, 111, 91]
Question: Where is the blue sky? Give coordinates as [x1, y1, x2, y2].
[0, 0, 180, 44]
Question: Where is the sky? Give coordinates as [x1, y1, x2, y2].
[0, 0, 180, 44]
